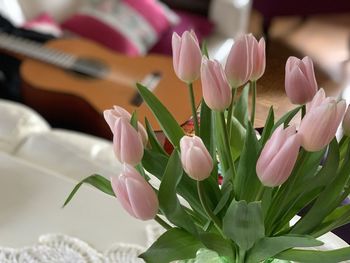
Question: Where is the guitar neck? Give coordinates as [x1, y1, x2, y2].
[0, 32, 77, 70]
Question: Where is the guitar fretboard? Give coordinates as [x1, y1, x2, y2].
[0, 32, 77, 69]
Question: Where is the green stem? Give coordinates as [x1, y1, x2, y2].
[154, 215, 172, 230]
[217, 111, 236, 182]
[227, 87, 237, 137]
[197, 181, 224, 236]
[188, 82, 200, 135]
[255, 185, 265, 201]
[250, 81, 257, 127]
[238, 249, 246, 263]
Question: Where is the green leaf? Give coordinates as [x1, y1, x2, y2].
[291, 148, 350, 235]
[145, 118, 168, 155]
[312, 203, 350, 237]
[229, 116, 246, 161]
[201, 40, 209, 58]
[275, 247, 350, 263]
[213, 182, 232, 215]
[234, 121, 262, 202]
[136, 83, 184, 148]
[158, 151, 198, 235]
[200, 100, 214, 156]
[273, 106, 302, 131]
[246, 235, 323, 263]
[223, 200, 264, 251]
[130, 111, 138, 130]
[143, 150, 203, 216]
[139, 228, 203, 263]
[142, 149, 169, 178]
[234, 84, 250, 128]
[63, 174, 114, 207]
[199, 233, 235, 259]
[260, 106, 274, 146]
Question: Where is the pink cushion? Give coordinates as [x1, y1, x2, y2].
[61, 0, 175, 56]
[23, 13, 62, 37]
[150, 10, 214, 55]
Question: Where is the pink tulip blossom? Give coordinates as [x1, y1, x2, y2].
[113, 117, 144, 165]
[250, 37, 266, 81]
[343, 105, 350, 136]
[172, 30, 202, 83]
[298, 89, 346, 151]
[180, 135, 213, 181]
[201, 57, 232, 111]
[111, 165, 158, 220]
[225, 34, 253, 87]
[256, 125, 301, 187]
[285, 56, 318, 105]
[104, 106, 148, 145]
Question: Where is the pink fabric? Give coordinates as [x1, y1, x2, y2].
[150, 10, 214, 55]
[62, 14, 139, 56]
[23, 13, 62, 36]
[61, 0, 173, 55]
[123, 0, 170, 35]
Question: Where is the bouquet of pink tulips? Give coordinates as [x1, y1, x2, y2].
[64, 31, 350, 263]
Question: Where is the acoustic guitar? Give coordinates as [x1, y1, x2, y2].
[0, 33, 202, 139]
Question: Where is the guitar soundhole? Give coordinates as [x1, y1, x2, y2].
[70, 58, 109, 79]
[131, 71, 162, 107]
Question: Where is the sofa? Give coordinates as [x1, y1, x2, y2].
[0, 98, 155, 253]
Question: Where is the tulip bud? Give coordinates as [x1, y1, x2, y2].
[104, 106, 148, 145]
[113, 117, 144, 165]
[250, 37, 266, 81]
[256, 125, 301, 187]
[343, 106, 350, 136]
[180, 135, 213, 181]
[285, 56, 318, 105]
[201, 57, 232, 111]
[111, 165, 159, 220]
[172, 30, 202, 83]
[225, 34, 253, 87]
[299, 89, 346, 151]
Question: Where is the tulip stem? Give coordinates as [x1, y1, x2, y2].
[227, 87, 237, 136]
[154, 215, 172, 230]
[218, 112, 236, 182]
[250, 81, 257, 127]
[187, 83, 200, 135]
[197, 181, 224, 236]
[255, 185, 265, 201]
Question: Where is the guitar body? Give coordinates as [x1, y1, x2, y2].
[20, 38, 202, 139]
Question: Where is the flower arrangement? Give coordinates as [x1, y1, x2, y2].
[64, 30, 350, 263]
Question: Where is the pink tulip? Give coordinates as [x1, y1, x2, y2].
[111, 165, 159, 220]
[285, 56, 318, 105]
[201, 57, 232, 111]
[180, 135, 213, 181]
[113, 117, 144, 165]
[172, 30, 202, 83]
[343, 106, 350, 136]
[104, 106, 148, 145]
[256, 125, 301, 187]
[298, 89, 346, 151]
[250, 37, 266, 81]
[225, 34, 253, 87]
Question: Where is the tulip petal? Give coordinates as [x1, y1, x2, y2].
[125, 176, 159, 220]
[177, 31, 202, 82]
[172, 32, 181, 77]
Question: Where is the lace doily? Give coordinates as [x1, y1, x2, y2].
[0, 225, 164, 263]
